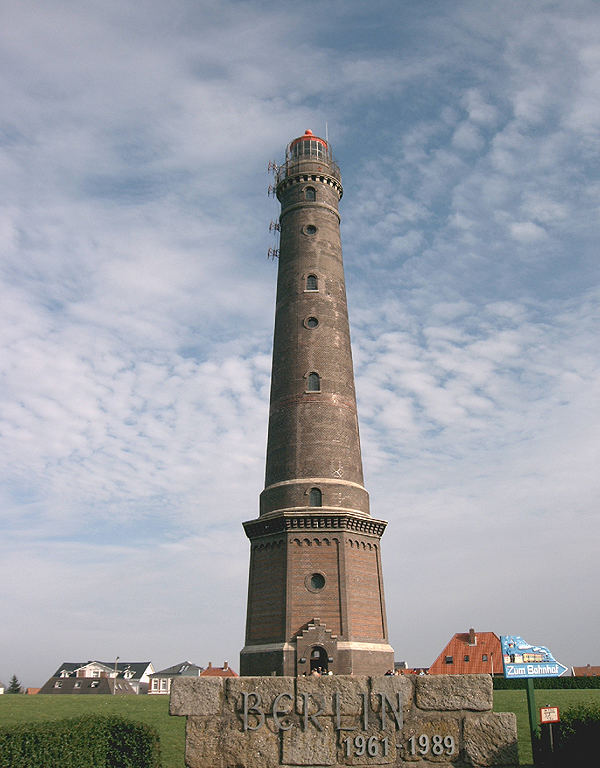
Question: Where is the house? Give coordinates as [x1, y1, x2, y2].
[572, 664, 600, 676]
[148, 660, 238, 694]
[39, 660, 154, 695]
[0, 681, 4, 694]
[148, 661, 204, 695]
[428, 628, 503, 675]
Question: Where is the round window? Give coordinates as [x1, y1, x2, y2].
[304, 224, 317, 235]
[307, 573, 326, 591]
[305, 316, 319, 329]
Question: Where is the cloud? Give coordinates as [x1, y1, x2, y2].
[1, 0, 599, 685]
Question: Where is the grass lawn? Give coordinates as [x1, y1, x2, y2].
[2, 688, 599, 767]
[0, 694, 185, 768]
[494, 688, 600, 767]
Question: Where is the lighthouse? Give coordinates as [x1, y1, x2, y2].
[240, 131, 394, 676]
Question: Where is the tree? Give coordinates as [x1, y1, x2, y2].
[7, 674, 22, 694]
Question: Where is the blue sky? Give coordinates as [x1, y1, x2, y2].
[1, 0, 599, 687]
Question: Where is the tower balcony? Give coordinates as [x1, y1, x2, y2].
[275, 129, 341, 187]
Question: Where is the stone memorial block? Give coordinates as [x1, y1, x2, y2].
[170, 674, 518, 768]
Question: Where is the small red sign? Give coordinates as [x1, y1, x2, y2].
[540, 707, 560, 724]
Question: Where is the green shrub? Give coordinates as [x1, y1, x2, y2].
[552, 702, 600, 765]
[0, 714, 160, 768]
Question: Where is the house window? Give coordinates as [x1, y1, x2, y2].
[482, 654, 488, 662]
[54, 681, 62, 688]
[306, 274, 318, 291]
[160, 678, 168, 692]
[309, 487, 322, 507]
[90, 681, 100, 688]
[74, 681, 82, 688]
[464, 655, 470, 662]
[307, 372, 320, 392]
[152, 679, 159, 691]
[305, 187, 316, 201]
[445, 656, 453, 664]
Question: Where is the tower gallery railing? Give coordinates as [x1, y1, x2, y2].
[275, 155, 341, 186]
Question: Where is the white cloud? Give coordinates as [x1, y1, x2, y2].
[509, 221, 548, 242]
[1, 0, 599, 685]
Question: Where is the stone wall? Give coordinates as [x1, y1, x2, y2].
[170, 674, 518, 768]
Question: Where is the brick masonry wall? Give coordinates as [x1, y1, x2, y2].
[288, 536, 343, 637]
[246, 538, 286, 643]
[344, 538, 386, 641]
[170, 674, 519, 768]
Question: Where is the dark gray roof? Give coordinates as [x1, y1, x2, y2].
[149, 661, 203, 678]
[39, 677, 137, 695]
[52, 661, 152, 681]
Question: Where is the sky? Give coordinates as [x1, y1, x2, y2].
[1, 0, 599, 688]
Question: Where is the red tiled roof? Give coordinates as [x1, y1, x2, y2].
[572, 665, 600, 676]
[429, 629, 502, 675]
[199, 662, 238, 677]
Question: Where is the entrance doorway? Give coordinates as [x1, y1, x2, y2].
[310, 646, 329, 673]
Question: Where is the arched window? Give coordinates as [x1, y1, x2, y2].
[305, 187, 316, 201]
[309, 487, 322, 507]
[307, 372, 320, 392]
[306, 274, 318, 291]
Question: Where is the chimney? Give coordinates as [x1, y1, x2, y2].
[224, 661, 229, 670]
[207, 662, 212, 669]
[468, 628, 476, 645]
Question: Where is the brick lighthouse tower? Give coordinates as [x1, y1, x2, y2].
[240, 131, 394, 676]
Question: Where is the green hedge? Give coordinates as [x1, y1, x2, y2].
[535, 702, 600, 766]
[0, 714, 161, 768]
[493, 676, 600, 689]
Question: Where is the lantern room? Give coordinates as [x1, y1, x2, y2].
[286, 129, 330, 161]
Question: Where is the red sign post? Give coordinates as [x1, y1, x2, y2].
[540, 707, 560, 724]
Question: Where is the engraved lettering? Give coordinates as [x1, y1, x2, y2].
[379, 693, 402, 730]
[301, 692, 324, 732]
[241, 691, 264, 731]
[334, 692, 355, 731]
[272, 692, 293, 731]
[361, 691, 369, 730]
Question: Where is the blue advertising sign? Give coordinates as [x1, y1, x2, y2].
[501, 635, 568, 678]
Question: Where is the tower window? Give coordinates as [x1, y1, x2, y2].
[304, 224, 317, 235]
[305, 316, 319, 329]
[309, 573, 325, 590]
[307, 372, 320, 392]
[305, 187, 316, 201]
[309, 487, 322, 507]
[306, 274, 318, 291]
